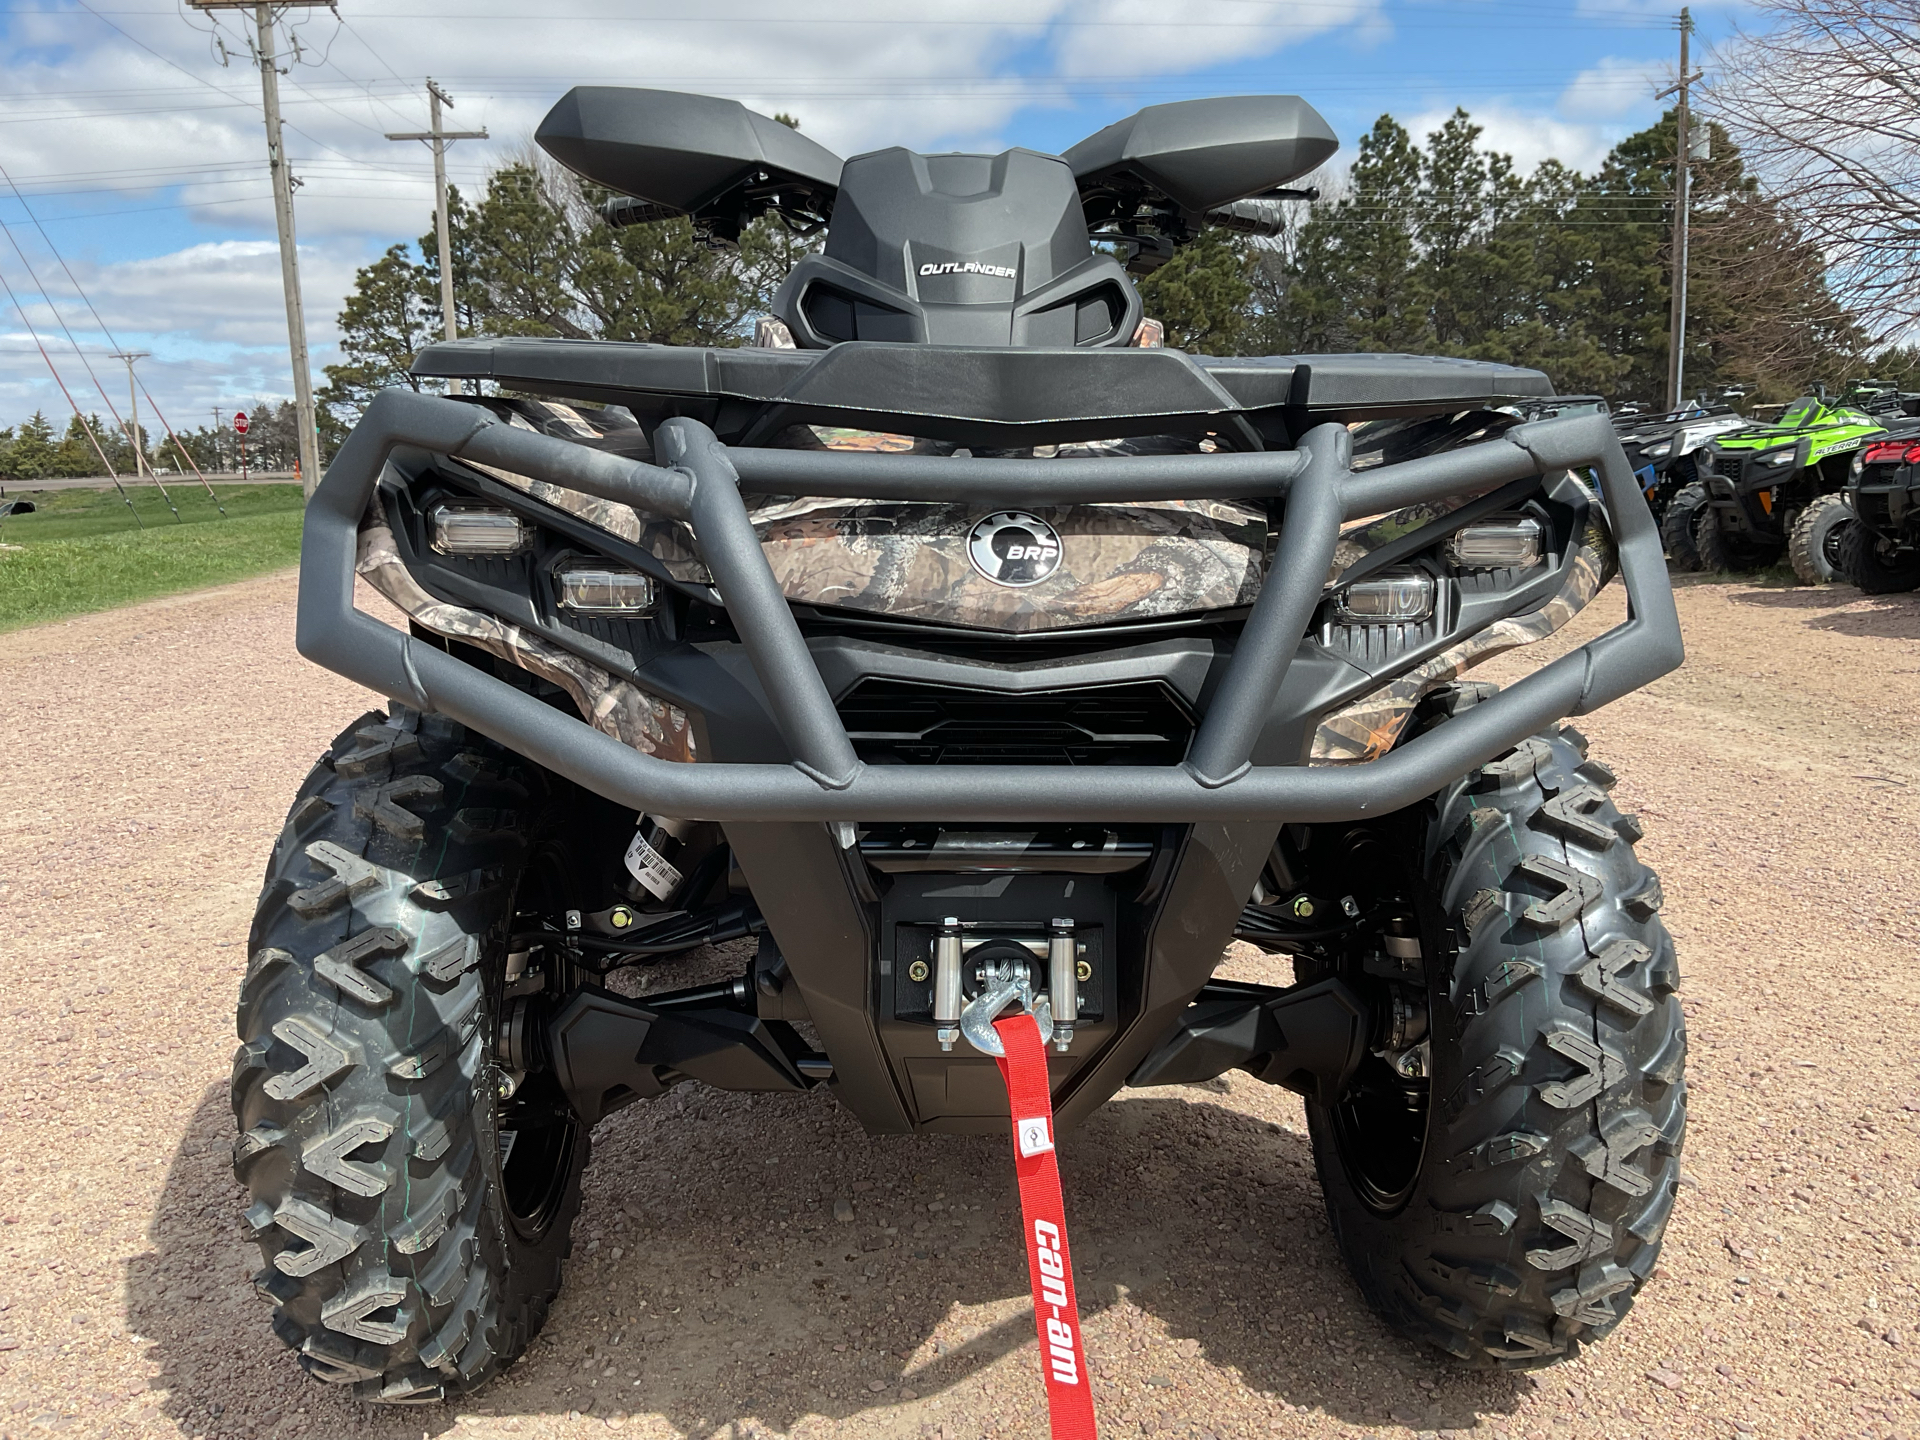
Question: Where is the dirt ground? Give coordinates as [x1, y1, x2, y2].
[1, 568, 1917, 1440]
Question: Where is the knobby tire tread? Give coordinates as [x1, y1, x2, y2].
[232, 706, 586, 1404]
[1308, 723, 1685, 1369]
[1786, 496, 1851, 586]
[1836, 519, 1920, 594]
[1657, 481, 1706, 572]
[1692, 506, 1781, 574]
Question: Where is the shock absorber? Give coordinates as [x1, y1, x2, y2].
[934, 917, 964, 1052]
[1048, 917, 1076, 1053]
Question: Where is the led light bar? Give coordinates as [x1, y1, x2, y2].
[1333, 569, 1434, 624]
[430, 503, 529, 555]
[556, 567, 658, 616]
[1447, 514, 1543, 569]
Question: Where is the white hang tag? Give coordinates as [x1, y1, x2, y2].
[1016, 1116, 1054, 1158]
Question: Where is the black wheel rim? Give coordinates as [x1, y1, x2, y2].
[1822, 520, 1849, 568]
[498, 1089, 579, 1240]
[1329, 1054, 1430, 1215]
[492, 842, 584, 1243]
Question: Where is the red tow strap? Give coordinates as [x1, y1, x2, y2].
[992, 1012, 1100, 1440]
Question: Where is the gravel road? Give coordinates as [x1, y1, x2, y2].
[1, 570, 1917, 1440]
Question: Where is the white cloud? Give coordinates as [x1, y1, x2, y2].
[1047, 0, 1382, 80]
[57, 242, 360, 350]
[0, 240, 363, 424]
[1559, 57, 1666, 122]
[1404, 103, 1628, 176]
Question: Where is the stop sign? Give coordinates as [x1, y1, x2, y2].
[233, 411, 249, 435]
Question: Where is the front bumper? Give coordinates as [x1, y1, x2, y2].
[300, 391, 1681, 824]
[1700, 445, 1802, 537]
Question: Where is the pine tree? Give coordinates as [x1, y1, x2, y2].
[1134, 226, 1252, 353]
[4, 412, 57, 479]
[54, 414, 106, 477]
[417, 183, 484, 340]
[317, 244, 436, 424]
[1266, 116, 1432, 355]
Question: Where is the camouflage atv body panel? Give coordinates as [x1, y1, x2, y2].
[752, 495, 1265, 632]
[356, 496, 699, 764]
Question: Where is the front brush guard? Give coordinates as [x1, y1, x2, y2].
[299, 391, 1681, 824]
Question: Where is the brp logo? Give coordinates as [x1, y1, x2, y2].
[967, 511, 1062, 587]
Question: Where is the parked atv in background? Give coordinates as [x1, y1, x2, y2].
[1504, 395, 1609, 423]
[1608, 399, 1748, 570]
[1840, 416, 1920, 593]
[234, 87, 1687, 1404]
[1692, 389, 1896, 582]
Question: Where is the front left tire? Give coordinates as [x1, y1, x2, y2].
[1308, 722, 1686, 1369]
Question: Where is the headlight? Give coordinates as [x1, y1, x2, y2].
[1641, 440, 1672, 460]
[556, 566, 658, 616]
[1334, 569, 1435, 623]
[430, 503, 530, 555]
[1761, 449, 1796, 468]
[1447, 515, 1543, 569]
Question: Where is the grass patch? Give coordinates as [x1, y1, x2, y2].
[0, 483, 306, 632]
[0, 482, 303, 539]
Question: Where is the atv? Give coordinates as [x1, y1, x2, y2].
[1839, 415, 1920, 593]
[1607, 399, 1748, 570]
[235, 87, 1687, 1406]
[1692, 387, 1905, 582]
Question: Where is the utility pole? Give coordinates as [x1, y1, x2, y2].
[388, 80, 487, 396]
[112, 351, 152, 479]
[212, 406, 225, 473]
[1656, 8, 1702, 412]
[189, 0, 329, 495]
[110, 349, 182, 518]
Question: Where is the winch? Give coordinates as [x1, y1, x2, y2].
[874, 864, 1118, 1130]
[933, 917, 1081, 1055]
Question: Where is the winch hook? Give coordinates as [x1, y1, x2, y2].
[959, 972, 1054, 1057]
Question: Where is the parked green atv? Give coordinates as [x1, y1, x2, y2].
[1693, 391, 1894, 582]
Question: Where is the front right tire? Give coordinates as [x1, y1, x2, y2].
[232, 707, 591, 1403]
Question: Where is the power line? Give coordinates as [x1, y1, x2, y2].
[65, 0, 432, 185]
[0, 68, 1676, 102]
[0, 214, 136, 438]
[67, 2, 1680, 27]
[323, 11, 424, 129]
[0, 161, 227, 510]
[0, 259, 143, 524]
[335, 11, 414, 86]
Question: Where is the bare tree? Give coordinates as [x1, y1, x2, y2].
[1706, 0, 1920, 337]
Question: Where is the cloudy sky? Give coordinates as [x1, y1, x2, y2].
[0, 0, 1753, 435]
